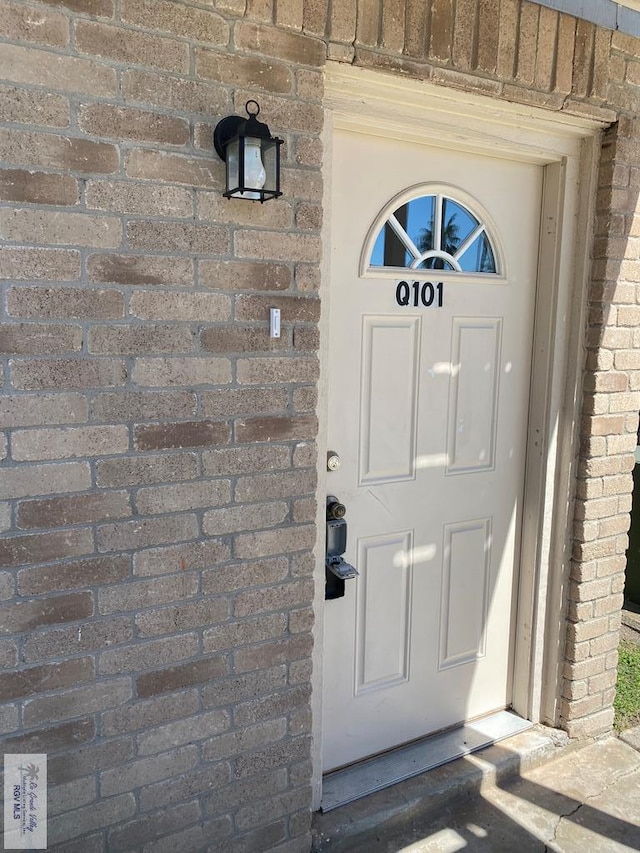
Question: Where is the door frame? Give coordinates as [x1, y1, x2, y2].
[311, 62, 605, 808]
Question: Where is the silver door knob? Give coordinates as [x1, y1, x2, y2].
[327, 451, 341, 471]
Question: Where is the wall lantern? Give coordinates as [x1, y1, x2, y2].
[213, 100, 283, 202]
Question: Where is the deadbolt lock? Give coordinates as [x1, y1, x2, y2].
[327, 451, 341, 472]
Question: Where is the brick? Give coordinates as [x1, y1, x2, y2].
[0, 571, 13, 599]
[128, 220, 229, 255]
[96, 514, 199, 552]
[0, 129, 118, 174]
[121, 68, 230, 115]
[122, 0, 228, 43]
[125, 149, 223, 189]
[572, 19, 595, 98]
[236, 20, 325, 65]
[235, 294, 320, 323]
[199, 259, 291, 292]
[129, 291, 231, 322]
[88, 324, 193, 355]
[23, 618, 134, 663]
[195, 48, 292, 93]
[203, 613, 287, 654]
[0, 169, 78, 205]
[237, 358, 318, 385]
[235, 470, 315, 502]
[2, 718, 95, 755]
[7, 286, 124, 320]
[234, 735, 310, 777]
[0, 42, 115, 96]
[0, 460, 90, 500]
[137, 709, 229, 755]
[18, 555, 130, 595]
[203, 767, 287, 814]
[234, 580, 314, 618]
[202, 663, 286, 708]
[96, 452, 198, 487]
[139, 763, 229, 812]
[10, 358, 125, 390]
[0, 3, 69, 47]
[98, 573, 199, 616]
[0, 208, 121, 247]
[92, 390, 196, 422]
[452, 0, 475, 69]
[134, 420, 230, 451]
[202, 556, 288, 595]
[0, 322, 82, 354]
[133, 539, 230, 577]
[136, 479, 230, 515]
[296, 264, 320, 293]
[203, 718, 287, 763]
[101, 745, 198, 797]
[86, 180, 193, 217]
[233, 634, 313, 672]
[49, 776, 97, 817]
[106, 802, 201, 852]
[0, 657, 93, 701]
[40, 0, 114, 15]
[203, 502, 288, 536]
[0, 504, 8, 533]
[100, 634, 198, 675]
[198, 191, 293, 229]
[102, 690, 199, 737]
[0, 246, 80, 280]
[0, 83, 69, 128]
[132, 356, 231, 386]
[79, 104, 189, 146]
[12, 425, 129, 462]
[234, 230, 321, 262]
[355, 0, 379, 45]
[0, 592, 93, 636]
[0, 705, 19, 735]
[200, 326, 289, 354]
[0, 529, 93, 568]
[236, 415, 317, 443]
[48, 793, 136, 847]
[87, 253, 193, 287]
[202, 446, 290, 475]
[76, 20, 189, 72]
[234, 526, 315, 560]
[236, 788, 309, 831]
[135, 654, 228, 695]
[201, 388, 289, 419]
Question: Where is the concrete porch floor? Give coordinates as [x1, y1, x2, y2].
[312, 727, 640, 851]
[313, 605, 640, 851]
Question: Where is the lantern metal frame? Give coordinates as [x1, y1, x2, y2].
[213, 100, 283, 203]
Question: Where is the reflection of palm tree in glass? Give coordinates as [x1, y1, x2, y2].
[418, 213, 493, 272]
[418, 214, 460, 270]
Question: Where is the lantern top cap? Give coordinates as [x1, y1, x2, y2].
[213, 99, 276, 160]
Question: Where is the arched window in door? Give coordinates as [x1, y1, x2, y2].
[364, 187, 501, 275]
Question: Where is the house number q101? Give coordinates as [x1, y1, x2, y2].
[395, 280, 444, 308]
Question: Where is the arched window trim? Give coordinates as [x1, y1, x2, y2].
[360, 182, 506, 281]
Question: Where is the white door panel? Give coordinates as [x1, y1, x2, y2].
[323, 130, 541, 772]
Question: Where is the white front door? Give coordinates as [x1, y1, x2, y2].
[322, 128, 542, 772]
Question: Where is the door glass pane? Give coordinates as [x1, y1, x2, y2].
[458, 232, 496, 273]
[441, 198, 478, 254]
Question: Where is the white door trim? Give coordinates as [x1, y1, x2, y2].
[312, 62, 604, 808]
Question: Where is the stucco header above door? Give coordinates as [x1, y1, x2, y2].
[324, 64, 606, 166]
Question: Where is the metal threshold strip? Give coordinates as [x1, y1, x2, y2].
[320, 710, 532, 812]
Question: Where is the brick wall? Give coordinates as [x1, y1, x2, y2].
[1, 1, 640, 851]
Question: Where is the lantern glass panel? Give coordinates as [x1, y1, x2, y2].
[226, 137, 240, 195]
[262, 141, 279, 196]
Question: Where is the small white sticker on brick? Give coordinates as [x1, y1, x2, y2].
[4, 754, 47, 850]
